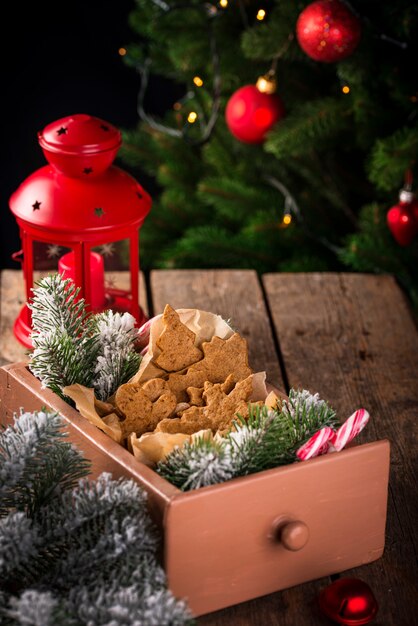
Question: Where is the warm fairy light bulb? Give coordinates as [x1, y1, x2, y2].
[257, 9, 266, 21]
[256, 74, 277, 95]
[342, 85, 350, 94]
[173, 102, 182, 111]
[283, 214, 292, 225]
[118, 47, 127, 56]
[187, 111, 198, 123]
[193, 76, 204, 87]
[219, 0, 228, 7]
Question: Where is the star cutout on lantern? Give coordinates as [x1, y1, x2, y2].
[106, 274, 116, 289]
[46, 244, 62, 258]
[136, 191, 143, 199]
[100, 243, 115, 257]
[94, 207, 105, 218]
[83, 167, 93, 174]
[32, 201, 41, 211]
[100, 124, 110, 131]
[57, 127, 67, 136]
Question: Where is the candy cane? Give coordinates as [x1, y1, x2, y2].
[136, 314, 162, 351]
[329, 408, 370, 452]
[296, 427, 335, 461]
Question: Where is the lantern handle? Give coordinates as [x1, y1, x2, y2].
[11, 249, 24, 264]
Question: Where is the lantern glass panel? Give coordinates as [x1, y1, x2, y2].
[92, 238, 130, 273]
[92, 238, 137, 315]
[93, 238, 131, 299]
[33, 240, 73, 272]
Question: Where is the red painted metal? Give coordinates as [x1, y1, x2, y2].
[9, 114, 152, 347]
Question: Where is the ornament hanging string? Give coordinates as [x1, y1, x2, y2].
[136, 2, 222, 147]
[270, 33, 295, 77]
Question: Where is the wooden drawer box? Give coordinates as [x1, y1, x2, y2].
[0, 362, 390, 617]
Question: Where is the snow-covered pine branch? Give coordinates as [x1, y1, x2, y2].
[28, 275, 141, 401]
[158, 390, 338, 491]
[0, 411, 191, 626]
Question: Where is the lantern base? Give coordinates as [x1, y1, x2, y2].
[13, 299, 148, 349]
[105, 289, 148, 327]
[14, 304, 33, 349]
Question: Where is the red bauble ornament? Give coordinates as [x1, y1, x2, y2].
[319, 578, 378, 625]
[225, 84, 285, 144]
[296, 0, 361, 63]
[387, 189, 418, 246]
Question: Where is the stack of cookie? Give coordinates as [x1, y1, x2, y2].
[115, 304, 264, 439]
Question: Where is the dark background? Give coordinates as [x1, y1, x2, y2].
[0, 0, 165, 269]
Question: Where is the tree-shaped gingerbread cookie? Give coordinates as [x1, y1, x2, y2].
[154, 304, 203, 372]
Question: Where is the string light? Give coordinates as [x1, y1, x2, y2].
[282, 213, 292, 226]
[187, 111, 198, 123]
[193, 76, 204, 87]
[256, 73, 277, 95]
[219, 0, 228, 7]
[342, 85, 350, 94]
[118, 47, 127, 56]
[256, 9, 266, 21]
[173, 102, 182, 111]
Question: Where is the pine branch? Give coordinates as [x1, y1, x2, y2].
[4, 590, 65, 626]
[29, 275, 142, 401]
[241, 4, 300, 62]
[158, 389, 338, 491]
[0, 410, 90, 518]
[160, 225, 282, 271]
[157, 436, 235, 491]
[89, 311, 141, 401]
[0, 413, 192, 626]
[29, 276, 98, 397]
[368, 124, 418, 192]
[265, 98, 351, 160]
[0, 513, 41, 580]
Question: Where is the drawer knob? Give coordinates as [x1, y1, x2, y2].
[280, 521, 309, 551]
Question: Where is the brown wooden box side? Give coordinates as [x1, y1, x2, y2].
[165, 439, 390, 616]
[0, 363, 178, 524]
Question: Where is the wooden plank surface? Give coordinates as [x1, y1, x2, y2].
[0, 270, 148, 366]
[263, 272, 418, 626]
[1, 268, 417, 625]
[150, 269, 284, 391]
[150, 269, 331, 626]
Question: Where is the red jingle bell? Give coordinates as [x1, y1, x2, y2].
[296, 0, 361, 63]
[386, 188, 418, 246]
[319, 577, 378, 625]
[225, 81, 285, 144]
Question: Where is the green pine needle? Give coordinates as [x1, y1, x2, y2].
[29, 275, 141, 402]
[158, 389, 338, 491]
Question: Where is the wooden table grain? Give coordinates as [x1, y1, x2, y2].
[1, 269, 417, 626]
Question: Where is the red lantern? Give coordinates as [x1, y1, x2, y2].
[9, 114, 152, 348]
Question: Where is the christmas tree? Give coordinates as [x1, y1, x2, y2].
[121, 0, 418, 305]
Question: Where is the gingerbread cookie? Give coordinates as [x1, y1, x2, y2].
[166, 333, 252, 402]
[115, 377, 177, 437]
[156, 374, 256, 435]
[154, 304, 203, 372]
